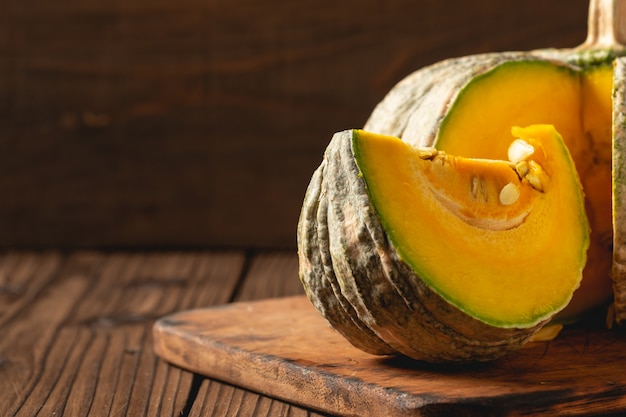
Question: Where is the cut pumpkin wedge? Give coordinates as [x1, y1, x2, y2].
[353, 125, 589, 327]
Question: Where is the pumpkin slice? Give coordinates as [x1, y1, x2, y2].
[354, 125, 588, 328]
[298, 126, 588, 362]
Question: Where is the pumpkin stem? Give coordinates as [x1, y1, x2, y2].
[582, 0, 626, 48]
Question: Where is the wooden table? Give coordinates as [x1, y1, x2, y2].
[0, 250, 329, 417]
[5, 251, 626, 417]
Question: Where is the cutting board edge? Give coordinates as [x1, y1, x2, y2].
[152, 305, 448, 417]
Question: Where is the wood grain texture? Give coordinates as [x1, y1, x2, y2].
[0, 0, 590, 248]
[154, 296, 626, 417]
[0, 250, 326, 417]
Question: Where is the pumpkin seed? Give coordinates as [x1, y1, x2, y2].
[508, 139, 535, 163]
[527, 160, 547, 191]
[499, 182, 520, 205]
[515, 161, 529, 177]
[527, 173, 543, 191]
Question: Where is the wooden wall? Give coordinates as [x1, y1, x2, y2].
[1, 0, 590, 249]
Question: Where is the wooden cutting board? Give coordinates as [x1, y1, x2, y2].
[153, 295, 626, 416]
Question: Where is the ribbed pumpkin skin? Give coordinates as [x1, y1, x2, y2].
[297, 130, 545, 363]
[612, 57, 626, 323]
[297, 158, 394, 355]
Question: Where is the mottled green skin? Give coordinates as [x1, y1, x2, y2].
[297, 130, 543, 363]
[297, 156, 393, 355]
[612, 57, 626, 324]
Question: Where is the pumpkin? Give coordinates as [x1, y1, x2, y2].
[297, 0, 626, 362]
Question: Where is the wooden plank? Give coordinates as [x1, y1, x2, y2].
[154, 295, 626, 417]
[2, 251, 278, 417]
[184, 251, 330, 417]
[0, 252, 93, 415]
[235, 251, 303, 301]
[0, 251, 63, 323]
[0, 0, 589, 248]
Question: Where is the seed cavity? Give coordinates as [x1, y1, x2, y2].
[508, 139, 535, 163]
[499, 182, 520, 205]
[508, 138, 548, 192]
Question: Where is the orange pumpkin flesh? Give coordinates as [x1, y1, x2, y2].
[435, 61, 613, 321]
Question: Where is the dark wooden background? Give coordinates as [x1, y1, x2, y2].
[1, 0, 590, 249]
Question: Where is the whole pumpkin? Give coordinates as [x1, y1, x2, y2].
[298, 0, 626, 362]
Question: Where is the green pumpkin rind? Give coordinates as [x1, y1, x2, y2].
[612, 57, 626, 324]
[298, 130, 544, 363]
